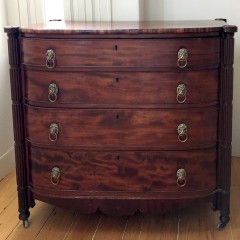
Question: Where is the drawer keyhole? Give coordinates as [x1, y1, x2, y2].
[116, 78, 119, 83]
[115, 45, 118, 50]
[116, 155, 120, 160]
[116, 114, 119, 119]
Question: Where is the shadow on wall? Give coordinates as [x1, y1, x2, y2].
[139, 0, 164, 21]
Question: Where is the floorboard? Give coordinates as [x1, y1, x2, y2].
[93, 215, 128, 240]
[34, 208, 77, 240]
[139, 212, 179, 240]
[122, 212, 143, 240]
[64, 212, 102, 240]
[6, 201, 55, 240]
[0, 171, 17, 214]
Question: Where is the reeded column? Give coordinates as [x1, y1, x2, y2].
[4, 27, 31, 228]
[217, 24, 237, 229]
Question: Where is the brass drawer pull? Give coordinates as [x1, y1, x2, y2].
[177, 48, 188, 68]
[48, 83, 59, 102]
[177, 84, 187, 103]
[49, 123, 59, 142]
[51, 167, 60, 185]
[177, 123, 188, 142]
[176, 168, 186, 187]
[46, 49, 56, 69]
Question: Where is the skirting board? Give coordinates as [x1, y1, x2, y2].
[0, 147, 15, 180]
[232, 152, 240, 157]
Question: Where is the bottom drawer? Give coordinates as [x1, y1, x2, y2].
[28, 146, 216, 193]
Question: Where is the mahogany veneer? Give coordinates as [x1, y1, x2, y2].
[4, 20, 237, 230]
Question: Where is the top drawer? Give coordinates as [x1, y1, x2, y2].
[21, 38, 220, 68]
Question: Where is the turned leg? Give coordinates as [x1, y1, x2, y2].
[217, 191, 230, 230]
[17, 186, 31, 228]
[217, 211, 230, 230]
[19, 210, 30, 228]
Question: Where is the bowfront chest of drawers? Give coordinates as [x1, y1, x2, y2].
[5, 20, 237, 229]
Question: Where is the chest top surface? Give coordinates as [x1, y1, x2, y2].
[5, 20, 237, 37]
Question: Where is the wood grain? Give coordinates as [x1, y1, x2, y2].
[178, 202, 233, 240]
[93, 215, 128, 240]
[29, 147, 216, 193]
[0, 197, 19, 240]
[64, 212, 102, 240]
[0, 171, 17, 214]
[18, 20, 237, 35]
[33, 208, 77, 240]
[121, 212, 143, 239]
[0, 157, 239, 240]
[140, 212, 179, 240]
[26, 106, 217, 149]
[21, 38, 220, 69]
[24, 69, 218, 106]
[4, 21, 237, 230]
[7, 201, 55, 240]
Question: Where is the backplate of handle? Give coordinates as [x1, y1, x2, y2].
[46, 49, 56, 69]
[51, 167, 60, 185]
[177, 83, 187, 103]
[49, 123, 59, 142]
[177, 123, 188, 142]
[176, 168, 186, 187]
[177, 48, 188, 68]
[48, 83, 59, 102]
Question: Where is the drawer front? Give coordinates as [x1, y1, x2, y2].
[21, 38, 220, 68]
[29, 146, 216, 192]
[25, 69, 218, 105]
[26, 106, 217, 148]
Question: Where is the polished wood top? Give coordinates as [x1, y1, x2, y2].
[5, 20, 237, 35]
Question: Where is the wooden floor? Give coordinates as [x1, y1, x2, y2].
[0, 157, 240, 240]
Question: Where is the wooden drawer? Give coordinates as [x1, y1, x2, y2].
[25, 69, 218, 106]
[21, 38, 220, 68]
[29, 146, 216, 192]
[26, 106, 217, 149]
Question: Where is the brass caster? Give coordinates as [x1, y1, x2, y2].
[23, 220, 29, 229]
[217, 222, 226, 230]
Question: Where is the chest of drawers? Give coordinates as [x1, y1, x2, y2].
[5, 20, 237, 229]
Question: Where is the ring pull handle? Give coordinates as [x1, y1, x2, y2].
[177, 84, 187, 103]
[176, 168, 186, 187]
[48, 83, 59, 102]
[46, 49, 56, 69]
[49, 123, 59, 142]
[51, 167, 60, 185]
[177, 48, 188, 68]
[177, 123, 188, 142]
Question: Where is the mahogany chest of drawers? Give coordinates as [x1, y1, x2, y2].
[5, 20, 237, 229]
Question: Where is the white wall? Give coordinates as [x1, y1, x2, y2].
[139, 0, 240, 156]
[2, 0, 239, 179]
[0, 0, 15, 180]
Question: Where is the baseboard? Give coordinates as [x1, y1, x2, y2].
[232, 151, 240, 158]
[0, 147, 15, 180]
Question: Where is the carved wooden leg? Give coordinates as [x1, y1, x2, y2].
[17, 186, 30, 228]
[218, 212, 230, 230]
[217, 191, 230, 230]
